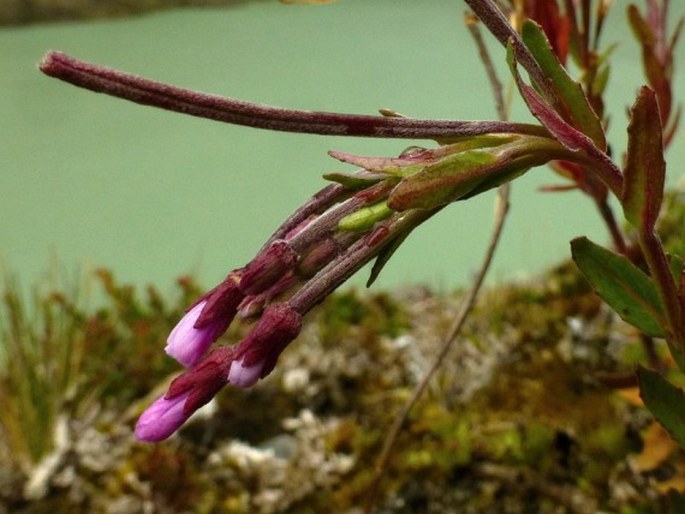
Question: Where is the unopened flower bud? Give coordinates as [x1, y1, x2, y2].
[135, 392, 192, 442]
[239, 240, 298, 295]
[238, 274, 299, 319]
[227, 357, 263, 388]
[296, 237, 340, 277]
[234, 303, 303, 381]
[194, 272, 244, 329]
[165, 300, 225, 367]
[166, 347, 235, 415]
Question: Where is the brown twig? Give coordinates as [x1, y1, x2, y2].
[593, 197, 629, 256]
[363, 185, 510, 513]
[363, 19, 512, 511]
[465, 12, 507, 122]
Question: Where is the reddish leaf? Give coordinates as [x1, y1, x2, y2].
[507, 43, 594, 152]
[623, 86, 666, 231]
[628, 4, 674, 120]
[521, 20, 606, 150]
[523, 0, 571, 63]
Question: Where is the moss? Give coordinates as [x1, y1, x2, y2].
[1, 190, 683, 512]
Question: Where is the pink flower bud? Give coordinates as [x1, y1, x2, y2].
[166, 347, 235, 415]
[227, 356, 263, 388]
[135, 392, 191, 442]
[235, 303, 303, 380]
[165, 300, 223, 367]
[239, 240, 298, 295]
[194, 273, 243, 329]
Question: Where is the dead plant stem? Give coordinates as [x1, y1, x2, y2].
[364, 18, 512, 511]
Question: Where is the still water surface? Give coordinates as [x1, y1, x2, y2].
[2, 1, 683, 295]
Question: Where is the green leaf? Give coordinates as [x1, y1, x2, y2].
[387, 136, 555, 211]
[623, 86, 666, 231]
[570, 237, 665, 337]
[668, 254, 684, 286]
[322, 171, 385, 190]
[387, 149, 499, 210]
[638, 366, 685, 449]
[367, 231, 411, 288]
[506, 42, 594, 153]
[521, 20, 606, 150]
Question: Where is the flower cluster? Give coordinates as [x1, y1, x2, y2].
[134, 174, 402, 441]
[134, 133, 572, 441]
[38, 0, 654, 443]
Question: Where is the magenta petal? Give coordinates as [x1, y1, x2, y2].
[227, 357, 263, 388]
[135, 393, 191, 442]
[165, 301, 217, 367]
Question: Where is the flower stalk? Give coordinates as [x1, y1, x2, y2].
[39, 51, 550, 141]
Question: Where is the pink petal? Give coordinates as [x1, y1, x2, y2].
[135, 393, 191, 442]
[227, 357, 264, 388]
[165, 301, 216, 367]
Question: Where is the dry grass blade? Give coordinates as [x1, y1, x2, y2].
[363, 16, 512, 512]
[363, 184, 510, 513]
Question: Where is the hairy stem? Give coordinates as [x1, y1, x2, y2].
[39, 51, 550, 141]
[463, 0, 555, 102]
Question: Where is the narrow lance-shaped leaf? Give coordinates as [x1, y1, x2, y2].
[367, 229, 414, 288]
[623, 86, 666, 232]
[570, 236, 666, 337]
[628, 5, 672, 120]
[667, 254, 684, 286]
[506, 42, 624, 196]
[506, 42, 593, 152]
[521, 20, 606, 150]
[322, 171, 386, 190]
[388, 136, 569, 211]
[638, 366, 685, 449]
[366, 204, 442, 287]
[387, 149, 500, 210]
[463, 0, 555, 100]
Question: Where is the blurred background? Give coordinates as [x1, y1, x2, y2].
[1, 0, 684, 295]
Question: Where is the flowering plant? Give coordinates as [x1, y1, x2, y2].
[40, 0, 685, 461]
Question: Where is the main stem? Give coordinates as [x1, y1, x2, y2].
[640, 229, 685, 355]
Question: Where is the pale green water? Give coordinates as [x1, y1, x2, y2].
[2, 1, 684, 294]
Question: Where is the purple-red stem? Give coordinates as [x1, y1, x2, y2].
[594, 197, 628, 256]
[640, 229, 685, 354]
[463, 0, 556, 102]
[288, 208, 437, 315]
[39, 51, 550, 141]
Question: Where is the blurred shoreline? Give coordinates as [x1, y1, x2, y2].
[0, 0, 266, 25]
